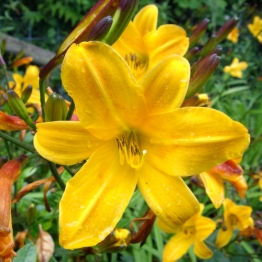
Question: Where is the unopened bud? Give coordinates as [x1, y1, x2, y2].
[185, 47, 200, 61]
[21, 85, 33, 104]
[216, 17, 238, 44]
[186, 54, 221, 98]
[200, 34, 217, 57]
[26, 203, 37, 225]
[88, 16, 113, 41]
[103, 0, 139, 45]
[44, 93, 68, 122]
[6, 90, 36, 129]
[97, 228, 131, 253]
[189, 18, 210, 48]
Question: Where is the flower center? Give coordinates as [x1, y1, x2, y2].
[229, 214, 238, 226]
[116, 131, 146, 169]
[125, 52, 148, 79]
[183, 226, 196, 235]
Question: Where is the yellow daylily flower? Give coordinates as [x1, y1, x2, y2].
[9, 65, 42, 105]
[248, 16, 262, 43]
[223, 58, 248, 78]
[227, 27, 239, 43]
[216, 198, 254, 248]
[199, 159, 247, 208]
[112, 5, 189, 81]
[34, 42, 249, 249]
[158, 204, 216, 261]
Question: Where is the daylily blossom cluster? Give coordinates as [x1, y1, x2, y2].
[1, 0, 260, 261]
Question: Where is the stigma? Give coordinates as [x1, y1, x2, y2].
[116, 132, 146, 169]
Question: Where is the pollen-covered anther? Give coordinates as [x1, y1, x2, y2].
[116, 132, 146, 169]
[125, 53, 146, 71]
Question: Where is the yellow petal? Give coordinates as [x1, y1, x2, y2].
[199, 172, 225, 208]
[138, 162, 199, 228]
[144, 24, 189, 68]
[194, 240, 213, 259]
[163, 232, 194, 262]
[140, 107, 250, 177]
[141, 55, 190, 115]
[59, 141, 139, 249]
[215, 224, 233, 248]
[62, 42, 146, 140]
[157, 218, 181, 234]
[230, 175, 247, 198]
[23, 65, 40, 89]
[133, 5, 158, 36]
[230, 205, 253, 230]
[34, 121, 105, 165]
[195, 216, 216, 240]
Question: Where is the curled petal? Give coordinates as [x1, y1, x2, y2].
[34, 121, 105, 165]
[59, 141, 138, 249]
[140, 107, 250, 177]
[195, 216, 216, 240]
[194, 240, 213, 259]
[163, 232, 194, 262]
[133, 5, 158, 36]
[215, 224, 233, 248]
[141, 55, 190, 115]
[138, 161, 199, 228]
[199, 172, 224, 208]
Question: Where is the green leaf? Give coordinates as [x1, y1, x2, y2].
[14, 243, 37, 262]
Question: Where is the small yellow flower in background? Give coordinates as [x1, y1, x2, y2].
[216, 198, 254, 248]
[199, 159, 247, 208]
[9, 65, 42, 105]
[223, 58, 248, 78]
[34, 42, 249, 249]
[227, 27, 239, 43]
[112, 5, 189, 81]
[248, 16, 262, 43]
[158, 204, 216, 261]
[253, 171, 262, 201]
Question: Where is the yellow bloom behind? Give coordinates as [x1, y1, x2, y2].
[9, 65, 41, 105]
[158, 204, 216, 261]
[227, 27, 239, 43]
[223, 58, 248, 78]
[34, 42, 249, 249]
[112, 5, 189, 81]
[248, 16, 262, 43]
[216, 198, 254, 248]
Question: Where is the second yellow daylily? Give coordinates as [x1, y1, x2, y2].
[112, 5, 189, 81]
[9, 65, 42, 105]
[223, 58, 248, 78]
[248, 16, 262, 43]
[199, 159, 247, 208]
[34, 42, 249, 249]
[158, 204, 216, 261]
[227, 27, 239, 43]
[216, 198, 254, 248]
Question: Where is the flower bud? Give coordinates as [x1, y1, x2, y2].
[189, 18, 210, 49]
[44, 93, 68, 122]
[88, 16, 113, 41]
[103, 0, 139, 45]
[200, 34, 217, 57]
[6, 90, 36, 130]
[186, 54, 221, 98]
[185, 47, 200, 61]
[216, 17, 238, 44]
[97, 228, 131, 253]
[26, 204, 37, 225]
[21, 85, 33, 104]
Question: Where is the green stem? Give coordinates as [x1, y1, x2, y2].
[63, 165, 75, 177]
[47, 161, 66, 190]
[66, 99, 75, 120]
[3, 65, 11, 90]
[0, 131, 35, 153]
[39, 78, 46, 121]
[4, 139, 12, 160]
